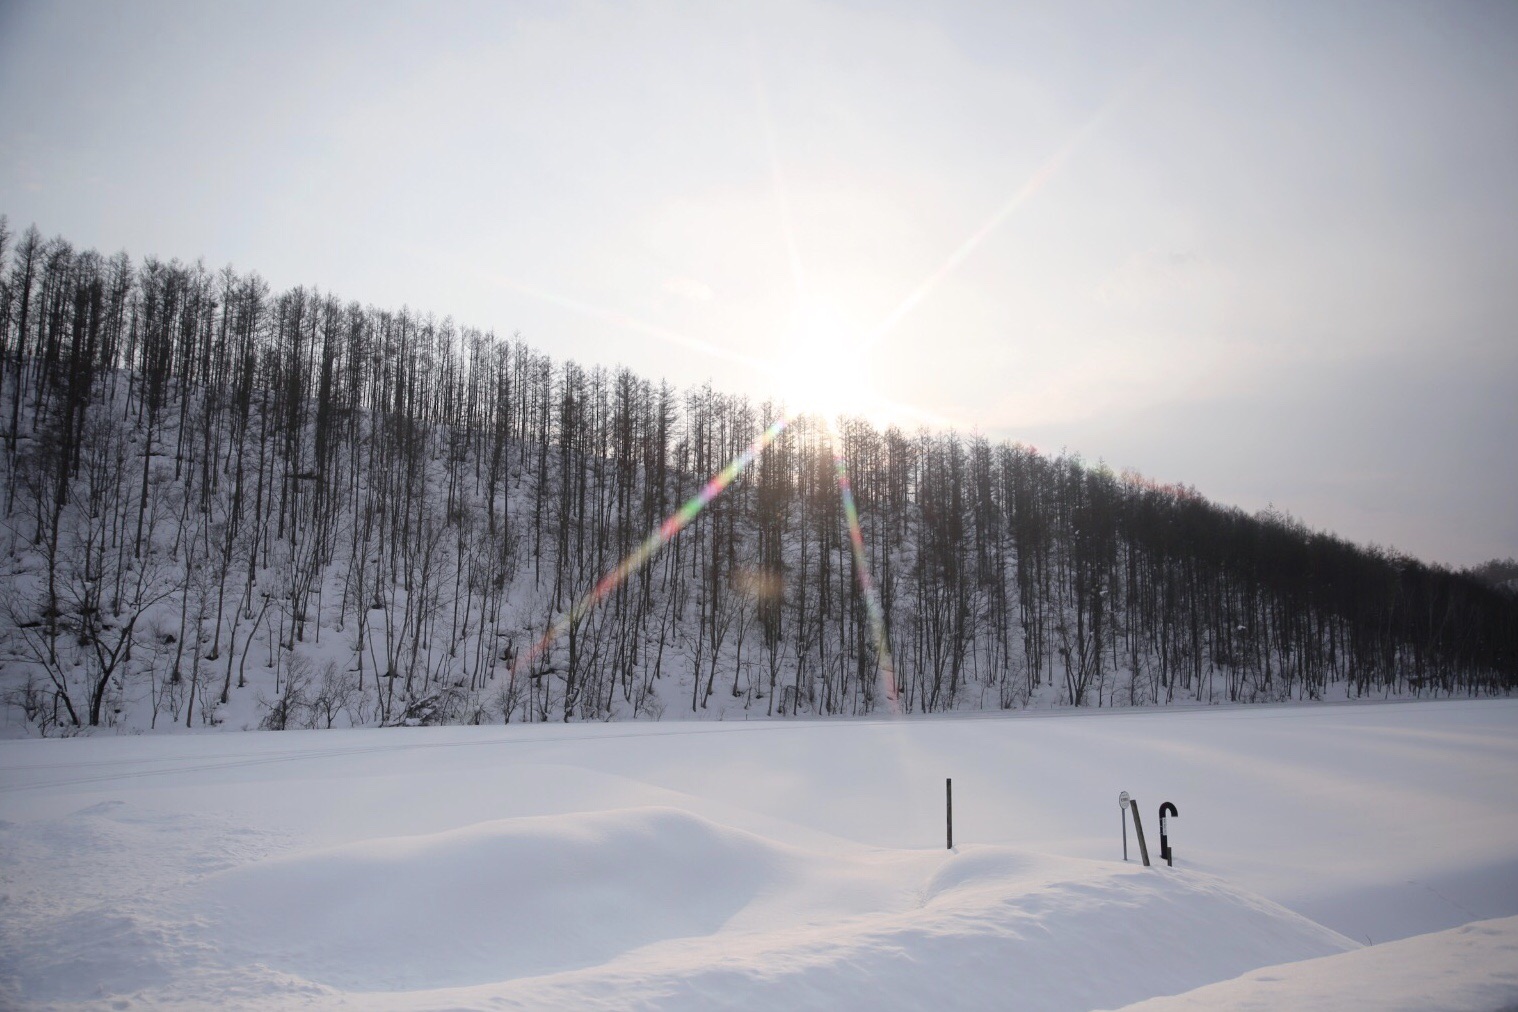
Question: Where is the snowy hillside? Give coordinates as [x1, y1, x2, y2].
[3, 699, 1516, 1009]
[2, 235, 1514, 737]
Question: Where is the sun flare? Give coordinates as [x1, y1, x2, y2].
[774, 300, 877, 425]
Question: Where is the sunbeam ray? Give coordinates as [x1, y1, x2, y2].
[511, 416, 791, 683]
[749, 35, 807, 304]
[479, 271, 777, 377]
[862, 61, 1157, 354]
[827, 421, 901, 714]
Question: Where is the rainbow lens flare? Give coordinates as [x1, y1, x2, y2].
[830, 431, 901, 713]
[513, 417, 789, 680]
[512, 412, 901, 717]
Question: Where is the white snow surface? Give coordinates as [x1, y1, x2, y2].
[2, 699, 1517, 1010]
[1112, 916, 1518, 1011]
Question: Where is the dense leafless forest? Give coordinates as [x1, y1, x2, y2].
[1, 221, 1513, 733]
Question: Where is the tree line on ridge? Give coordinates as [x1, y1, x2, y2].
[1, 221, 1512, 732]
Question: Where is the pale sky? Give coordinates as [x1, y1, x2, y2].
[2, 0, 1515, 567]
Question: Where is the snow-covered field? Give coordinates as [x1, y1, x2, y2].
[3, 699, 1517, 1010]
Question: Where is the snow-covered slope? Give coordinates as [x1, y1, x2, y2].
[20, 814, 1347, 1010]
[2, 699, 1515, 1009]
[1112, 916, 1518, 1012]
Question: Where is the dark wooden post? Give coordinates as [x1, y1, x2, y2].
[1129, 798, 1151, 867]
[946, 778, 953, 850]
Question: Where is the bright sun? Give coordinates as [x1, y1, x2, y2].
[774, 300, 878, 425]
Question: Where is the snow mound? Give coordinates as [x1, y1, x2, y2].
[1111, 915, 1518, 1011]
[191, 831, 1352, 1007]
[192, 806, 784, 990]
[9, 703, 1513, 1008]
[334, 844, 1358, 1011]
[179, 806, 1358, 1008]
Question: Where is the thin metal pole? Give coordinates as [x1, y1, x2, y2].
[946, 778, 953, 850]
[1122, 805, 1128, 861]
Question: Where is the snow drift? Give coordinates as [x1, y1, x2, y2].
[1112, 915, 1518, 1011]
[8, 807, 1358, 1009]
[3, 700, 1516, 1009]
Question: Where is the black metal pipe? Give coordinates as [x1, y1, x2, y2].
[1159, 801, 1178, 867]
[946, 778, 953, 850]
